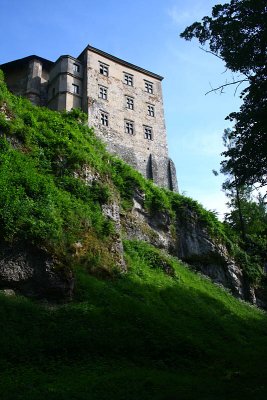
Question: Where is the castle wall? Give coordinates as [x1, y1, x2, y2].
[48, 56, 83, 111]
[82, 48, 173, 190]
[1, 49, 178, 192]
[26, 59, 43, 105]
[2, 64, 28, 96]
[1, 58, 50, 106]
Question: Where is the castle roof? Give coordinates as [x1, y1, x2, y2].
[79, 45, 164, 81]
[1, 48, 164, 82]
[0, 55, 53, 71]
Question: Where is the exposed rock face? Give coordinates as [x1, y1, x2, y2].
[175, 212, 249, 300]
[74, 165, 100, 185]
[122, 191, 256, 304]
[0, 186, 263, 306]
[102, 203, 126, 272]
[122, 190, 175, 253]
[0, 242, 74, 300]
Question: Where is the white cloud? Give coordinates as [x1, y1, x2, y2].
[167, 7, 192, 26]
[167, 2, 206, 28]
[171, 128, 225, 157]
[186, 189, 228, 221]
[199, 192, 228, 221]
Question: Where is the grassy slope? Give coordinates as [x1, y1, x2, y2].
[0, 73, 267, 399]
[0, 241, 267, 399]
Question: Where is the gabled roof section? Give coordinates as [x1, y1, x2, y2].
[0, 55, 53, 70]
[79, 45, 164, 81]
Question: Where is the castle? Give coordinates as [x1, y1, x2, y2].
[1, 45, 178, 191]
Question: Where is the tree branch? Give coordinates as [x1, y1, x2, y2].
[234, 80, 245, 96]
[199, 46, 224, 61]
[205, 79, 249, 95]
[199, 47, 252, 79]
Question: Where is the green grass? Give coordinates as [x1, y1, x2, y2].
[0, 71, 264, 283]
[1, 70, 267, 398]
[0, 240, 267, 399]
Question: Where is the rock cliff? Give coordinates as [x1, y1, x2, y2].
[0, 183, 263, 306]
[121, 190, 260, 306]
[0, 75, 265, 307]
[0, 242, 73, 300]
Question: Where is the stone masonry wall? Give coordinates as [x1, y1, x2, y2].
[1, 48, 178, 191]
[2, 64, 28, 97]
[83, 48, 175, 190]
[48, 56, 83, 111]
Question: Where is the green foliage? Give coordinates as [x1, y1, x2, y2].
[0, 143, 113, 256]
[222, 184, 267, 281]
[125, 240, 175, 275]
[0, 79, 117, 261]
[229, 243, 263, 284]
[1, 71, 267, 396]
[1, 240, 267, 399]
[0, 74, 224, 240]
[180, 0, 267, 188]
[110, 157, 145, 209]
[225, 186, 267, 237]
[0, 73, 264, 286]
[169, 191, 226, 238]
[61, 107, 88, 124]
[58, 175, 111, 204]
[180, 1, 266, 283]
[144, 185, 172, 214]
[0, 70, 10, 104]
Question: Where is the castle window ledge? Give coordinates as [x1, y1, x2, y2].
[73, 63, 80, 73]
[143, 125, 153, 140]
[144, 80, 153, 94]
[99, 85, 108, 100]
[100, 111, 109, 126]
[124, 119, 135, 135]
[147, 104, 155, 117]
[123, 72, 134, 86]
[99, 62, 109, 76]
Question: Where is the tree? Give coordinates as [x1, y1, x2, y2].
[225, 188, 267, 236]
[224, 184, 267, 260]
[180, 0, 267, 190]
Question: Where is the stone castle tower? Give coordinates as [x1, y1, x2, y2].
[1, 45, 178, 191]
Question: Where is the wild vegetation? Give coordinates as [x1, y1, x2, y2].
[181, 0, 267, 189]
[1, 70, 267, 398]
[0, 69, 264, 284]
[1, 240, 267, 399]
[180, 0, 267, 287]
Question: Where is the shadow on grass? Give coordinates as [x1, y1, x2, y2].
[0, 263, 267, 399]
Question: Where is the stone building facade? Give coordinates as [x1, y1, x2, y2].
[1, 45, 178, 191]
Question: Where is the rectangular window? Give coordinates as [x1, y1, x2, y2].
[147, 104, 155, 117]
[144, 125, 153, 140]
[124, 73, 133, 86]
[125, 120, 134, 135]
[126, 96, 134, 110]
[99, 62, 109, 76]
[99, 85, 108, 100]
[145, 81, 153, 94]
[73, 63, 80, 73]
[100, 111, 109, 126]
[72, 84, 79, 94]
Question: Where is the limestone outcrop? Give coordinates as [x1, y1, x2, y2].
[0, 242, 74, 300]
[0, 187, 263, 306]
[122, 190, 260, 306]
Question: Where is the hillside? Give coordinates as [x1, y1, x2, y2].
[0, 70, 267, 399]
[1, 241, 267, 399]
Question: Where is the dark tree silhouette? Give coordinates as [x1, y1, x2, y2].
[181, 0, 267, 189]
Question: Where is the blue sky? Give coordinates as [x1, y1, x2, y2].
[0, 0, 244, 218]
